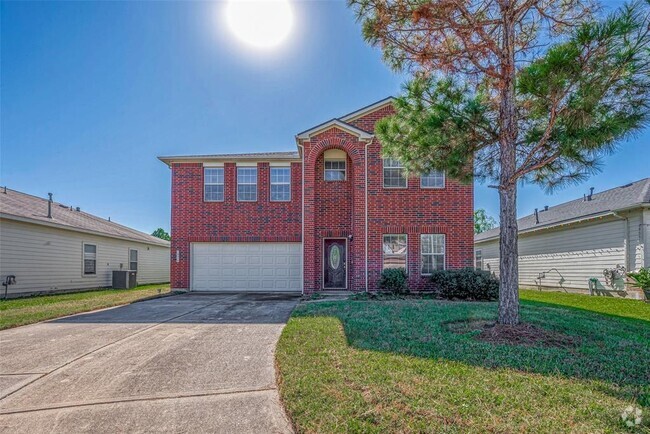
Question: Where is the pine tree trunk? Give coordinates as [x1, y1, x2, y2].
[498, 184, 519, 325]
[497, 0, 520, 325]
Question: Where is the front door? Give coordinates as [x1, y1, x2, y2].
[323, 238, 347, 289]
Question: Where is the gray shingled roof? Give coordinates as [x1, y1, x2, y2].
[158, 151, 300, 165]
[475, 178, 650, 242]
[0, 188, 170, 247]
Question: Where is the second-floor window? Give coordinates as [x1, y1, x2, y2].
[421, 170, 445, 188]
[204, 167, 224, 201]
[270, 167, 291, 201]
[383, 158, 407, 188]
[324, 160, 346, 181]
[237, 167, 258, 201]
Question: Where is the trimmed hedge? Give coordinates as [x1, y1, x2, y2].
[379, 268, 408, 294]
[430, 268, 499, 301]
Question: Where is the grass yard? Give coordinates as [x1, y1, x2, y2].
[276, 290, 650, 433]
[0, 283, 171, 330]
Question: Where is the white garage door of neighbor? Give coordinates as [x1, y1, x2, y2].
[191, 243, 302, 292]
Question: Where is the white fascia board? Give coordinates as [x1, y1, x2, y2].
[295, 119, 374, 141]
[340, 97, 395, 122]
[474, 211, 618, 243]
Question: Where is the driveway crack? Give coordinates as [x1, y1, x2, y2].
[0, 294, 239, 402]
[0, 387, 278, 416]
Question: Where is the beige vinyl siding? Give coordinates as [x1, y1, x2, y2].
[0, 218, 169, 297]
[476, 217, 627, 291]
[627, 209, 644, 272]
[643, 209, 650, 268]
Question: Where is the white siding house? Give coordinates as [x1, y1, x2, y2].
[475, 179, 649, 299]
[0, 188, 170, 298]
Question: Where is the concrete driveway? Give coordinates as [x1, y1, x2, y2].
[0, 292, 300, 433]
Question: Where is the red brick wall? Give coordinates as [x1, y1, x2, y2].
[170, 161, 302, 289]
[168, 101, 473, 292]
[365, 140, 474, 290]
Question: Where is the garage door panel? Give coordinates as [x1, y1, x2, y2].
[192, 243, 301, 292]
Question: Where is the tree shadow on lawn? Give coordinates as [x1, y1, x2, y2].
[293, 299, 650, 405]
[519, 292, 650, 325]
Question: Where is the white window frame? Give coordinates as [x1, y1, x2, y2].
[420, 234, 446, 275]
[324, 159, 346, 181]
[383, 158, 407, 189]
[82, 243, 97, 277]
[420, 170, 445, 189]
[204, 167, 224, 202]
[270, 167, 291, 202]
[382, 234, 408, 272]
[129, 248, 138, 271]
[237, 167, 258, 202]
[475, 250, 483, 270]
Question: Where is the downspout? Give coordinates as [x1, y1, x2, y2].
[365, 139, 372, 292]
[297, 141, 305, 295]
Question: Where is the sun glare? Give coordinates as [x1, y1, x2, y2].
[226, 0, 294, 49]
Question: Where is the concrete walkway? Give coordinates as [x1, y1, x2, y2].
[0, 293, 300, 433]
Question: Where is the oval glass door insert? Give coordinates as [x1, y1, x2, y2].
[329, 245, 341, 269]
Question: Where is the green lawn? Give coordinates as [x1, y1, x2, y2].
[276, 291, 650, 433]
[0, 283, 171, 330]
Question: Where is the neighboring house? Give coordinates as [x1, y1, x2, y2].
[475, 178, 650, 299]
[159, 97, 474, 293]
[0, 188, 170, 298]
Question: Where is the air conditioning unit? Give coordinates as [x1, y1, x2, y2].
[113, 270, 137, 289]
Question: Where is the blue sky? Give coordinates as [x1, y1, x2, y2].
[2, 0, 648, 234]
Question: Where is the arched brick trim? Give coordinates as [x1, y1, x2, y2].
[305, 136, 365, 168]
[301, 128, 369, 293]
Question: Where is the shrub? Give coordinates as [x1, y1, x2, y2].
[430, 268, 499, 301]
[379, 268, 408, 294]
[627, 267, 650, 290]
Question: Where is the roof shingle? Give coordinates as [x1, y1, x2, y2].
[0, 188, 170, 247]
[475, 178, 650, 242]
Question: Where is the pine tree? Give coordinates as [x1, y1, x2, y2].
[349, 0, 650, 324]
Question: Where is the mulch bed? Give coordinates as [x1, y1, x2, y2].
[447, 320, 579, 349]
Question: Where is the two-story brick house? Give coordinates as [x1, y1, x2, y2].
[159, 97, 474, 293]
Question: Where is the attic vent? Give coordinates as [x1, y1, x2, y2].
[59, 204, 68, 208]
[620, 183, 633, 188]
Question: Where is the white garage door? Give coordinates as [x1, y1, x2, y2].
[191, 243, 301, 292]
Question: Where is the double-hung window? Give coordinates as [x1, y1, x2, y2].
[83, 243, 97, 276]
[129, 249, 138, 271]
[421, 234, 445, 275]
[270, 167, 291, 201]
[420, 170, 445, 188]
[324, 160, 346, 181]
[204, 167, 224, 201]
[383, 158, 407, 188]
[383, 234, 407, 270]
[237, 167, 258, 201]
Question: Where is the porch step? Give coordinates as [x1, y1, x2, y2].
[304, 290, 351, 302]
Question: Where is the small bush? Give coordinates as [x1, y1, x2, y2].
[379, 268, 408, 294]
[430, 268, 499, 301]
